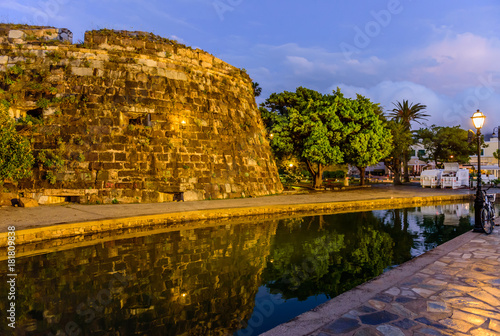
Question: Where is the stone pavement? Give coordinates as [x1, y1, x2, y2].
[264, 219, 500, 336]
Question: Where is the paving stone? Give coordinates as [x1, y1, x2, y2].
[356, 305, 377, 314]
[391, 318, 417, 330]
[390, 303, 417, 319]
[488, 279, 500, 285]
[373, 294, 393, 303]
[376, 324, 405, 336]
[440, 290, 464, 297]
[395, 296, 415, 303]
[446, 284, 476, 292]
[360, 311, 399, 325]
[427, 301, 451, 313]
[384, 287, 400, 296]
[489, 319, 500, 333]
[413, 287, 436, 298]
[415, 317, 448, 330]
[440, 268, 460, 276]
[464, 279, 487, 287]
[445, 297, 496, 311]
[427, 279, 447, 286]
[439, 318, 474, 333]
[468, 289, 500, 306]
[369, 300, 386, 310]
[451, 310, 487, 326]
[460, 307, 500, 319]
[342, 312, 358, 319]
[469, 328, 499, 336]
[467, 271, 498, 281]
[415, 327, 443, 335]
[353, 328, 381, 336]
[324, 318, 361, 334]
[401, 290, 416, 297]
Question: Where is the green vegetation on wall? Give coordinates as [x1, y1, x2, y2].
[0, 106, 34, 182]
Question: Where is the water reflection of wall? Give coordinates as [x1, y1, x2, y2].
[1, 221, 277, 336]
[419, 203, 470, 226]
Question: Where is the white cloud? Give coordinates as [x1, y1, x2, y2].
[286, 56, 315, 75]
[408, 32, 500, 95]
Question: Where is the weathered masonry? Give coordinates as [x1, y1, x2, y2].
[0, 24, 283, 203]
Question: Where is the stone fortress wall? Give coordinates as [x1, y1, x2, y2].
[0, 24, 283, 203]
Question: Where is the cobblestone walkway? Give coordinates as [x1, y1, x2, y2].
[312, 228, 500, 336]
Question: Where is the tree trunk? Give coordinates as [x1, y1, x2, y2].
[403, 152, 410, 183]
[393, 158, 402, 185]
[313, 163, 324, 189]
[306, 161, 324, 189]
[358, 166, 366, 186]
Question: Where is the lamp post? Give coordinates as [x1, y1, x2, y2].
[472, 110, 486, 232]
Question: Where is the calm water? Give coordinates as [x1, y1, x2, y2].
[2, 202, 496, 336]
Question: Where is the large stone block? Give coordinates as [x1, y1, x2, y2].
[18, 197, 39, 207]
[183, 190, 204, 201]
[71, 67, 94, 76]
[8, 30, 24, 39]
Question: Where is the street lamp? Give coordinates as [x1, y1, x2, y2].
[472, 110, 486, 232]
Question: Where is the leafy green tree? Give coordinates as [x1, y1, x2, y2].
[260, 87, 348, 189]
[383, 121, 413, 185]
[343, 95, 393, 185]
[0, 106, 34, 182]
[414, 125, 477, 166]
[387, 100, 429, 182]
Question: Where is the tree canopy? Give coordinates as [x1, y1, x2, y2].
[260, 87, 392, 188]
[343, 95, 393, 185]
[414, 125, 479, 166]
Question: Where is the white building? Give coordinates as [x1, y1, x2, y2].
[364, 136, 499, 178]
[469, 136, 499, 178]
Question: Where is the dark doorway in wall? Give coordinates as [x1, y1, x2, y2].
[26, 108, 43, 119]
[128, 113, 152, 127]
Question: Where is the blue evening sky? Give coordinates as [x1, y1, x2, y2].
[2, 0, 500, 134]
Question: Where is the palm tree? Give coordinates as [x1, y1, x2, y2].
[252, 82, 262, 97]
[388, 100, 429, 183]
[388, 100, 429, 129]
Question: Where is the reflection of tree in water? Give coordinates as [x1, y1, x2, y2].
[417, 214, 472, 250]
[262, 213, 394, 301]
[379, 208, 419, 266]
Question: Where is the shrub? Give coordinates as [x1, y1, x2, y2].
[0, 108, 34, 182]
